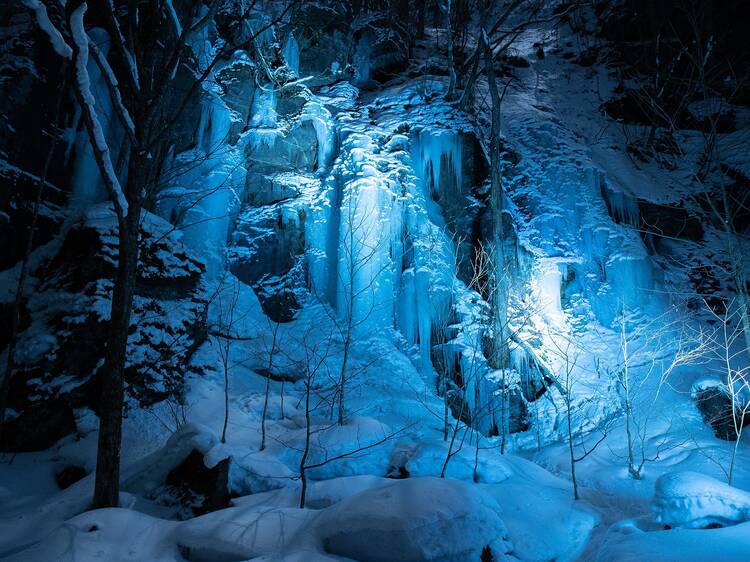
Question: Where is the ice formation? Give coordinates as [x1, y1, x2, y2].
[283, 32, 300, 76]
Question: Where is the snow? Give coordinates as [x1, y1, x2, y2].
[652, 472, 750, 529]
[597, 519, 750, 562]
[87, 39, 135, 138]
[70, 3, 128, 218]
[165, 0, 182, 37]
[22, 0, 72, 59]
[313, 477, 512, 562]
[5, 4, 750, 562]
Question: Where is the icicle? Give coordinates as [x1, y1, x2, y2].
[534, 260, 564, 322]
[600, 176, 640, 227]
[250, 87, 277, 128]
[413, 128, 463, 200]
[353, 33, 372, 84]
[301, 99, 334, 171]
[169, 90, 242, 278]
[283, 32, 300, 76]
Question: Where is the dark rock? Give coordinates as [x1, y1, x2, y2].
[229, 203, 306, 322]
[0, 8, 75, 270]
[573, 47, 598, 67]
[55, 464, 87, 489]
[276, 82, 312, 118]
[501, 54, 530, 68]
[350, 12, 410, 85]
[601, 91, 658, 126]
[507, 389, 530, 434]
[386, 465, 410, 479]
[447, 389, 472, 426]
[165, 449, 231, 516]
[246, 120, 321, 174]
[292, 3, 351, 85]
[694, 385, 749, 440]
[0, 169, 66, 271]
[254, 368, 298, 383]
[1, 400, 76, 452]
[638, 200, 704, 242]
[216, 54, 257, 139]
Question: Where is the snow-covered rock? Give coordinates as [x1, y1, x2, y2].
[313, 477, 512, 562]
[2, 204, 209, 451]
[652, 472, 750, 529]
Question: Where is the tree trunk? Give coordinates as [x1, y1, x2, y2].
[417, 0, 427, 38]
[484, 31, 510, 456]
[92, 165, 142, 509]
[566, 396, 579, 500]
[445, 0, 457, 100]
[221, 354, 229, 444]
[260, 323, 279, 450]
[299, 380, 312, 508]
[338, 338, 350, 426]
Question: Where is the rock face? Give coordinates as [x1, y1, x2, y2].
[0, 9, 74, 271]
[229, 201, 306, 322]
[1, 205, 209, 452]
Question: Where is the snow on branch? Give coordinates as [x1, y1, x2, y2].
[87, 38, 136, 141]
[165, 0, 183, 36]
[70, 2, 128, 218]
[22, 0, 72, 59]
[106, 0, 140, 92]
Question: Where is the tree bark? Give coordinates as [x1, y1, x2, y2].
[92, 162, 143, 509]
[445, 0, 457, 100]
[483, 31, 510, 455]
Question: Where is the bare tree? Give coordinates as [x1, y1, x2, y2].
[319, 175, 396, 426]
[440, 340, 483, 478]
[606, 305, 708, 479]
[260, 318, 281, 451]
[443, 0, 458, 100]
[215, 280, 242, 444]
[704, 299, 750, 485]
[283, 325, 405, 508]
[22, 0, 300, 507]
[547, 330, 610, 500]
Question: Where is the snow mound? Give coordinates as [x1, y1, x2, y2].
[652, 472, 750, 529]
[313, 477, 512, 562]
[597, 519, 750, 562]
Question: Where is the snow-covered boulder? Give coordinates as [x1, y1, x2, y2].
[313, 477, 512, 562]
[652, 472, 750, 529]
[122, 423, 231, 517]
